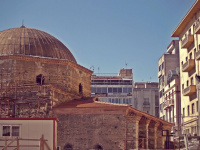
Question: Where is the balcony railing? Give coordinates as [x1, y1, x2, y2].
[183, 85, 196, 96]
[163, 98, 174, 110]
[167, 40, 175, 53]
[196, 50, 200, 60]
[194, 21, 200, 34]
[181, 34, 194, 49]
[182, 59, 195, 72]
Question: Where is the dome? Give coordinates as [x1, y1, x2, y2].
[0, 26, 77, 63]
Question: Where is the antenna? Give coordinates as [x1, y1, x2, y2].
[125, 62, 128, 69]
[98, 67, 100, 73]
[22, 20, 24, 26]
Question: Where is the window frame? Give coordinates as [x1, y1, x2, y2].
[2, 125, 20, 138]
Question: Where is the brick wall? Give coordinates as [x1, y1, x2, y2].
[56, 114, 126, 150]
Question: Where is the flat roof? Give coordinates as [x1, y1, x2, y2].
[172, 0, 200, 37]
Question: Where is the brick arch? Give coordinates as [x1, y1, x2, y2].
[93, 144, 103, 150]
[64, 143, 73, 150]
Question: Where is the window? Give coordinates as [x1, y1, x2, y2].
[182, 84, 184, 90]
[64, 144, 73, 150]
[118, 88, 122, 93]
[128, 88, 132, 93]
[189, 28, 191, 35]
[186, 57, 188, 61]
[96, 88, 101, 93]
[79, 83, 83, 94]
[113, 88, 117, 93]
[192, 103, 195, 114]
[194, 48, 196, 58]
[191, 77, 194, 85]
[183, 108, 185, 117]
[187, 80, 189, 87]
[197, 101, 198, 112]
[2, 125, 20, 137]
[123, 88, 127, 93]
[188, 105, 190, 116]
[91, 87, 96, 93]
[101, 87, 107, 93]
[36, 74, 45, 85]
[190, 52, 192, 59]
[108, 88, 112, 93]
[181, 61, 183, 66]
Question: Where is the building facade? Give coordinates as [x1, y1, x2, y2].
[0, 118, 57, 150]
[163, 71, 181, 138]
[91, 69, 133, 106]
[133, 82, 159, 117]
[158, 40, 180, 120]
[172, 0, 200, 136]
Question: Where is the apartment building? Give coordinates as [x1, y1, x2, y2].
[91, 69, 133, 105]
[158, 40, 180, 120]
[133, 82, 159, 117]
[164, 71, 181, 138]
[171, 0, 200, 136]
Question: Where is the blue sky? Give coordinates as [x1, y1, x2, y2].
[0, 0, 196, 82]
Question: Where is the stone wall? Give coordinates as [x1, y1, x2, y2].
[56, 114, 126, 150]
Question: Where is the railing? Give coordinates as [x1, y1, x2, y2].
[194, 21, 200, 34]
[182, 59, 195, 72]
[163, 98, 174, 109]
[181, 34, 194, 48]
[183, 85, 196, 96]
[196, 50, 200, 60]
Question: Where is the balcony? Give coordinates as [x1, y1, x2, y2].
[167, 40, 175, 53]
[163, 98, 174, 110]
[183, 85, 196, 96]
[196, 50, 200, 60]
[181, 34, 194, 49]
[158, 71, 162, 78]
[194, 21, 200, 34]
[182, 59, 195, 72]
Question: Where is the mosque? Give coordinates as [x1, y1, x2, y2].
[0, 26, 173, 150]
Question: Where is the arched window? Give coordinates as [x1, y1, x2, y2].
[64, 144, 73, 150]
[36, 74, 45, 85]
[94, 144, 103, 150]
[79, 83, 83, 94]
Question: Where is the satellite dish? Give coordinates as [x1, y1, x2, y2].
[176, 67, 180, 75]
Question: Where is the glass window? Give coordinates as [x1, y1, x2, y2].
[128, 88, 132, 93]
[112, 98, 115, 103]
[188, 105, 190, 116]
[97, 88, 101, 93]
[123, 98, 126, 104]
[91, 87, 96, 93]
[126, 99, 129, 104]
[108, 98, 111, 103]
[118, 88, 122, 93]
[3, 126, 10, 136]
[192, 103, 195, 114]
[113, 88, 117, 93]
[108, 88, 112, 93]
[197, 101, 198, 112]
[101, 87, 107, 93]
[115, 98, 119, 103]
[123, 88, 127, 93]
[12, 126, 19, 137]
[129, 98, 132, 104]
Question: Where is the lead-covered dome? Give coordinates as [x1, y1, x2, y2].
[0, 26, 77, 63]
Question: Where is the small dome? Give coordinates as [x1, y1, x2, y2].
[0, 26, 77, 63]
